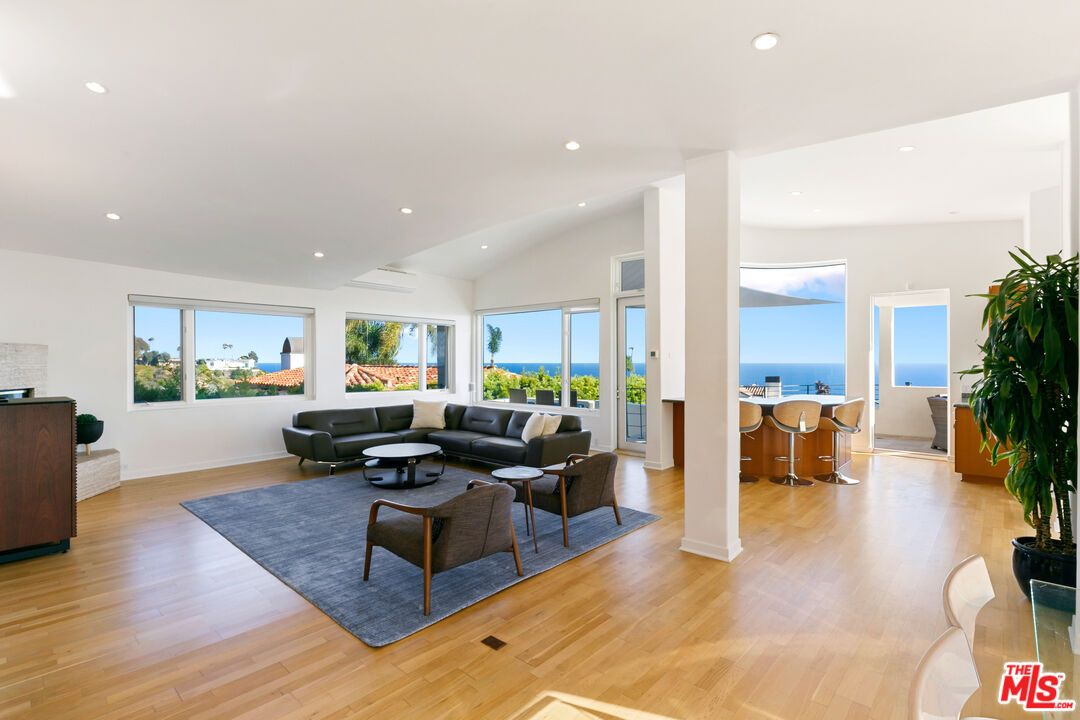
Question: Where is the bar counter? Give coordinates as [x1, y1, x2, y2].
[663, 395, 852, 477]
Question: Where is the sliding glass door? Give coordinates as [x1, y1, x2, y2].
[617, 296, 646, 450]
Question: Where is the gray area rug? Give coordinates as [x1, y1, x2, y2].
[181, 464, 659, 646]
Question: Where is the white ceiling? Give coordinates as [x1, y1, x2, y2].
[1, 2, 1078, 289]
[741, 93, 1070, 228]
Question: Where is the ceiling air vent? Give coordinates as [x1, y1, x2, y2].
[345, 267, 418, 293]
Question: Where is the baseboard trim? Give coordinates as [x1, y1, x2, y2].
[643, 459, 674, 471]
[592, 443, 615, 453]
[680, 537, 743, 562]
[122, 451, 291, 481]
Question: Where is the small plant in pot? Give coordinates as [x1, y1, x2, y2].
[963, 249, 1077, 597]
[76, 413, 105, 453]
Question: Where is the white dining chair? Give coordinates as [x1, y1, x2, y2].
[942, 555, 995, 650]
[909, 626, 998, 720]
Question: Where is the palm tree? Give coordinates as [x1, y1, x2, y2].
[345, 320, 404, 365]
[486, 324, 503, 368]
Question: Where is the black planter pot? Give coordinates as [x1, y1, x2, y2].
[1011, 536, 1077, 598]
[76, 420, 104, 446]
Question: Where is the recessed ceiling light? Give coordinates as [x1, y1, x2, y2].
[948, 210, 959, 215]
[312, 251, 325, 258]
[480, 244, 489, 250]
[564, 140, 581, 151]
[790, 191, 802, 197]
[399, 207, 413, 215]
[577, 202, 587, 207]
[751, 33, 780, 51]
[85, 81, 107, 94]
[898, 145, 916, 152]
[104, 212, 121, 220]
[813, 208, 822, 213]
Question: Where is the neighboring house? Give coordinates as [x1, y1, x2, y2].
[281, 337, 304, 370]
[245, 364, 439, 391]
[203, 357, 256, 371]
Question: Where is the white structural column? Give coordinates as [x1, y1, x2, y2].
[1069, 85, 1080, 257]
[644, 178, 686, 470]
[681, 152, 742, 561]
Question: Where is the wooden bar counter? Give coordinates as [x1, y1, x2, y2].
[662, 395, 852, 477]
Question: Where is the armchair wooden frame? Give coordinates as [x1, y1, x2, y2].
[363, 480, 524, 616]
[543, 453, 622, 547]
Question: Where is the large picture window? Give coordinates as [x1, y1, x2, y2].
[479, 301, 599, 409]
[344, 316, 454, 393]
[130, 296, 312, 405]
[739, 262, 846, 396]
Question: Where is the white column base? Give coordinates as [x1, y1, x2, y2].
[680, 536, 743, 562]
[643, 459, 674, 471]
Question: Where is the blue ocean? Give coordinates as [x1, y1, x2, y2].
[256, 363, 282, 373]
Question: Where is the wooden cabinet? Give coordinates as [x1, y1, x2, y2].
[0, 397, 76, 562]
[954, 404, 1009, 482]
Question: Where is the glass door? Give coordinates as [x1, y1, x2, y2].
[617, 296, 646, 450]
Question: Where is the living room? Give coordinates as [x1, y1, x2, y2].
[2, 3, 1080, 719]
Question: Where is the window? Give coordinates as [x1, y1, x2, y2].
[133, 306, 183, 403]
[618, 257, 645, 292]
[569, 311, 600, 408]
[344, 317, 454, 393]
[479, 301, 600, 409]
[739, 263, 846, 396]
[195, 310, 306, 399]
[129, 296, 313, 406]
[892, 305, 948, 387]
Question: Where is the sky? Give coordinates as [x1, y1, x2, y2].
[892, 305, 948, 365]
[134, 307, 303, 362]
[482, 309, 603, 365]
[739, 264, 846, 365]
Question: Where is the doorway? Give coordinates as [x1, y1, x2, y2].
[869, 290, 951, 457]
[616, 296, 646, 450]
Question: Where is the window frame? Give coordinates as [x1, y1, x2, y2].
[474, 299, 600, 413]
[612, 251, 645, 297]
[343, 312, 456, 395]
[127, 295, 315, 410]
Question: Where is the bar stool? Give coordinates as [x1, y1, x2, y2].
[739, 401, 763, 484]
[764, 400, 822, 487]
[816, 398, 865, 485]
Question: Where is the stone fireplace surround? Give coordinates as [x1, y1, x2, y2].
[0, 343, 48, 397]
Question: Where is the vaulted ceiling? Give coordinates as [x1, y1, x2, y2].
[1, 2, 1078, 288]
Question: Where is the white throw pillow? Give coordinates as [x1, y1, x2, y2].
[410, 399, 447, 429]
[521, 412, 545, 443]
[541, 413, 563, 436]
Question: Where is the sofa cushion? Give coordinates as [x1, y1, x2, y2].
[445, 404, 467, 430]
[375, 405, 413, 432]
[320, 408, 381, 437]
[460, 406, 512, 436]
[471, 436, 527, 464]
[557, 414, 582, 432]
[411, 399, 447, 429]
[333, 432, 400, 459]
[505, 410, 533, 439]
[393, 428, 434, 443]
[295, 408, 377, 436]
[427, 429, 488, 455]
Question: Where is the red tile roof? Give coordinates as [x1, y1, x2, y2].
[244, 364, 439, 390]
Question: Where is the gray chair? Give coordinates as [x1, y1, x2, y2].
[364, 481, 523, 615]
[530, 452, 621, 547]
[508, 388, 528, 404]
[535, 389, 556, 406]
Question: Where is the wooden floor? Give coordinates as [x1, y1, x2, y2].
[0, 453, 1034, 719]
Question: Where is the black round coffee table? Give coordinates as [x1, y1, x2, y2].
[361, 443, 445, 489]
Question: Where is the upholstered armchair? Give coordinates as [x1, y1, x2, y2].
[363, 481, 523, 615]
[527, 452, 621, 547]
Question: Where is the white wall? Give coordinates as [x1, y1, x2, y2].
[472, 206, 645, 451]
[742, 220, 1023, 452]
[1024, 185, 1064, 259]
[875, 304, 948, 439]
[0, 248, 473, 480]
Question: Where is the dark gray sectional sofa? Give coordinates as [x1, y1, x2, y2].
[282, 403, 591, 473]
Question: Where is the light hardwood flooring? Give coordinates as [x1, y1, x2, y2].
[0, 453, 1034, 719]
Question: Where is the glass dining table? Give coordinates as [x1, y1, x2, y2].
[1031, 579, 1079, 718]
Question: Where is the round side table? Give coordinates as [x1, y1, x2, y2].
[491, 466, 543, 553]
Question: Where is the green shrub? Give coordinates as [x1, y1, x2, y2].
[76, 413, 99, 425]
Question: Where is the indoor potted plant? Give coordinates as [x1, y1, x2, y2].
[76, 413, 104, 453]
[963, 249, 1077, 596]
